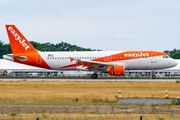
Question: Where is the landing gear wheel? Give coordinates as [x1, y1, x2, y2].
[152, 75, 156, 79]
[91, 74, 98, 79]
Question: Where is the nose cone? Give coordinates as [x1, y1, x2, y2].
[172, 59, 178, 67]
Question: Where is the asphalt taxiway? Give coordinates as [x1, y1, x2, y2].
[117, 98, 172, 104]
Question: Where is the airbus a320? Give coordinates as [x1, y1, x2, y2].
[3, 25, 177, 79]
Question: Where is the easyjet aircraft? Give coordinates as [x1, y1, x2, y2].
[3, 25, 177, 79]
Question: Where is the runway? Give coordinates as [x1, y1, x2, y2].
[0, 78, 179, 82]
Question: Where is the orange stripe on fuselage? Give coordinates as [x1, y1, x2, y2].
[92, 51, 167, 62]
[59, 51, 167, 69]
[13, 52, 51, 69]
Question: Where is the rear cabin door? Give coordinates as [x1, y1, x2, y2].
[36, 54, 42, 64]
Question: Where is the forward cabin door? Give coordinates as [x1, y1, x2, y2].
[36, 54, 42, 64]
[151, 52, 157, 63]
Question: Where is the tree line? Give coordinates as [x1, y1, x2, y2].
[164, 49, 180, 59]
[0, 40, 180, 59]
[0, 40, 100, 58]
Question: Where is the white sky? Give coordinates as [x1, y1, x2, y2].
[0, 0, 180, 51]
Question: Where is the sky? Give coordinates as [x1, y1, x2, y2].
[0, 0, 180, 51]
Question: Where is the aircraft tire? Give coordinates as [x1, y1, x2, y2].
[91, 73, 98, 79]
[152, 75, 156, 79]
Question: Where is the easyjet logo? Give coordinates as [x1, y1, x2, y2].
[8, 26, 30, 50]
[124, 53, 149, 57]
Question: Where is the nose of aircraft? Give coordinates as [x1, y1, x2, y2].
[172, 59, 178, 67]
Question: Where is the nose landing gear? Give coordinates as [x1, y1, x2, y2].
[152, 75, 156, 79]
[152, 70, 156, 79]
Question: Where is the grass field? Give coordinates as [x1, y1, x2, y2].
[0, 81, 180, 103]
[3, 113, 180, 120]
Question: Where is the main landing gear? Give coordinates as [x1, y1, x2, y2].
[91, 73, 98, 79]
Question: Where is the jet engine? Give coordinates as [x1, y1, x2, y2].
[108, 65, 125, 76]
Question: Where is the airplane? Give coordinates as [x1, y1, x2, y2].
[3, 25, 177, 79]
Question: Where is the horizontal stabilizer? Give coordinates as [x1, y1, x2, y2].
[3, 54, 27, 61]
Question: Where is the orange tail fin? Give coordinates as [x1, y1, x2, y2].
[5, 25, 37, 54]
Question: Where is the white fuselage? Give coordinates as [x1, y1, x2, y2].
[39, 51, 177, 71]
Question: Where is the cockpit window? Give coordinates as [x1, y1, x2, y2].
[163, 56, 170, 58]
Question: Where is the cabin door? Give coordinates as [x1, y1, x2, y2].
[151, 52, 157, 63]
[36, 54, 42, 64]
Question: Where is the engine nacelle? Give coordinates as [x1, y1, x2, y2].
[108, 65, 125, 76]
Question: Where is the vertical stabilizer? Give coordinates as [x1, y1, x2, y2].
[5, 25, 37, 54]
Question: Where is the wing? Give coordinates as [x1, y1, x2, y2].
[69, 57, 115, 71]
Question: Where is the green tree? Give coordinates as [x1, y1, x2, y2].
[0, 40, 100, 58]
[163, 49, 180, 59]
[0, 40, 12, 59]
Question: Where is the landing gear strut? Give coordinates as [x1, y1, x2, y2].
[91, 73, 98, 79]
[152, 70, 156, 79]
